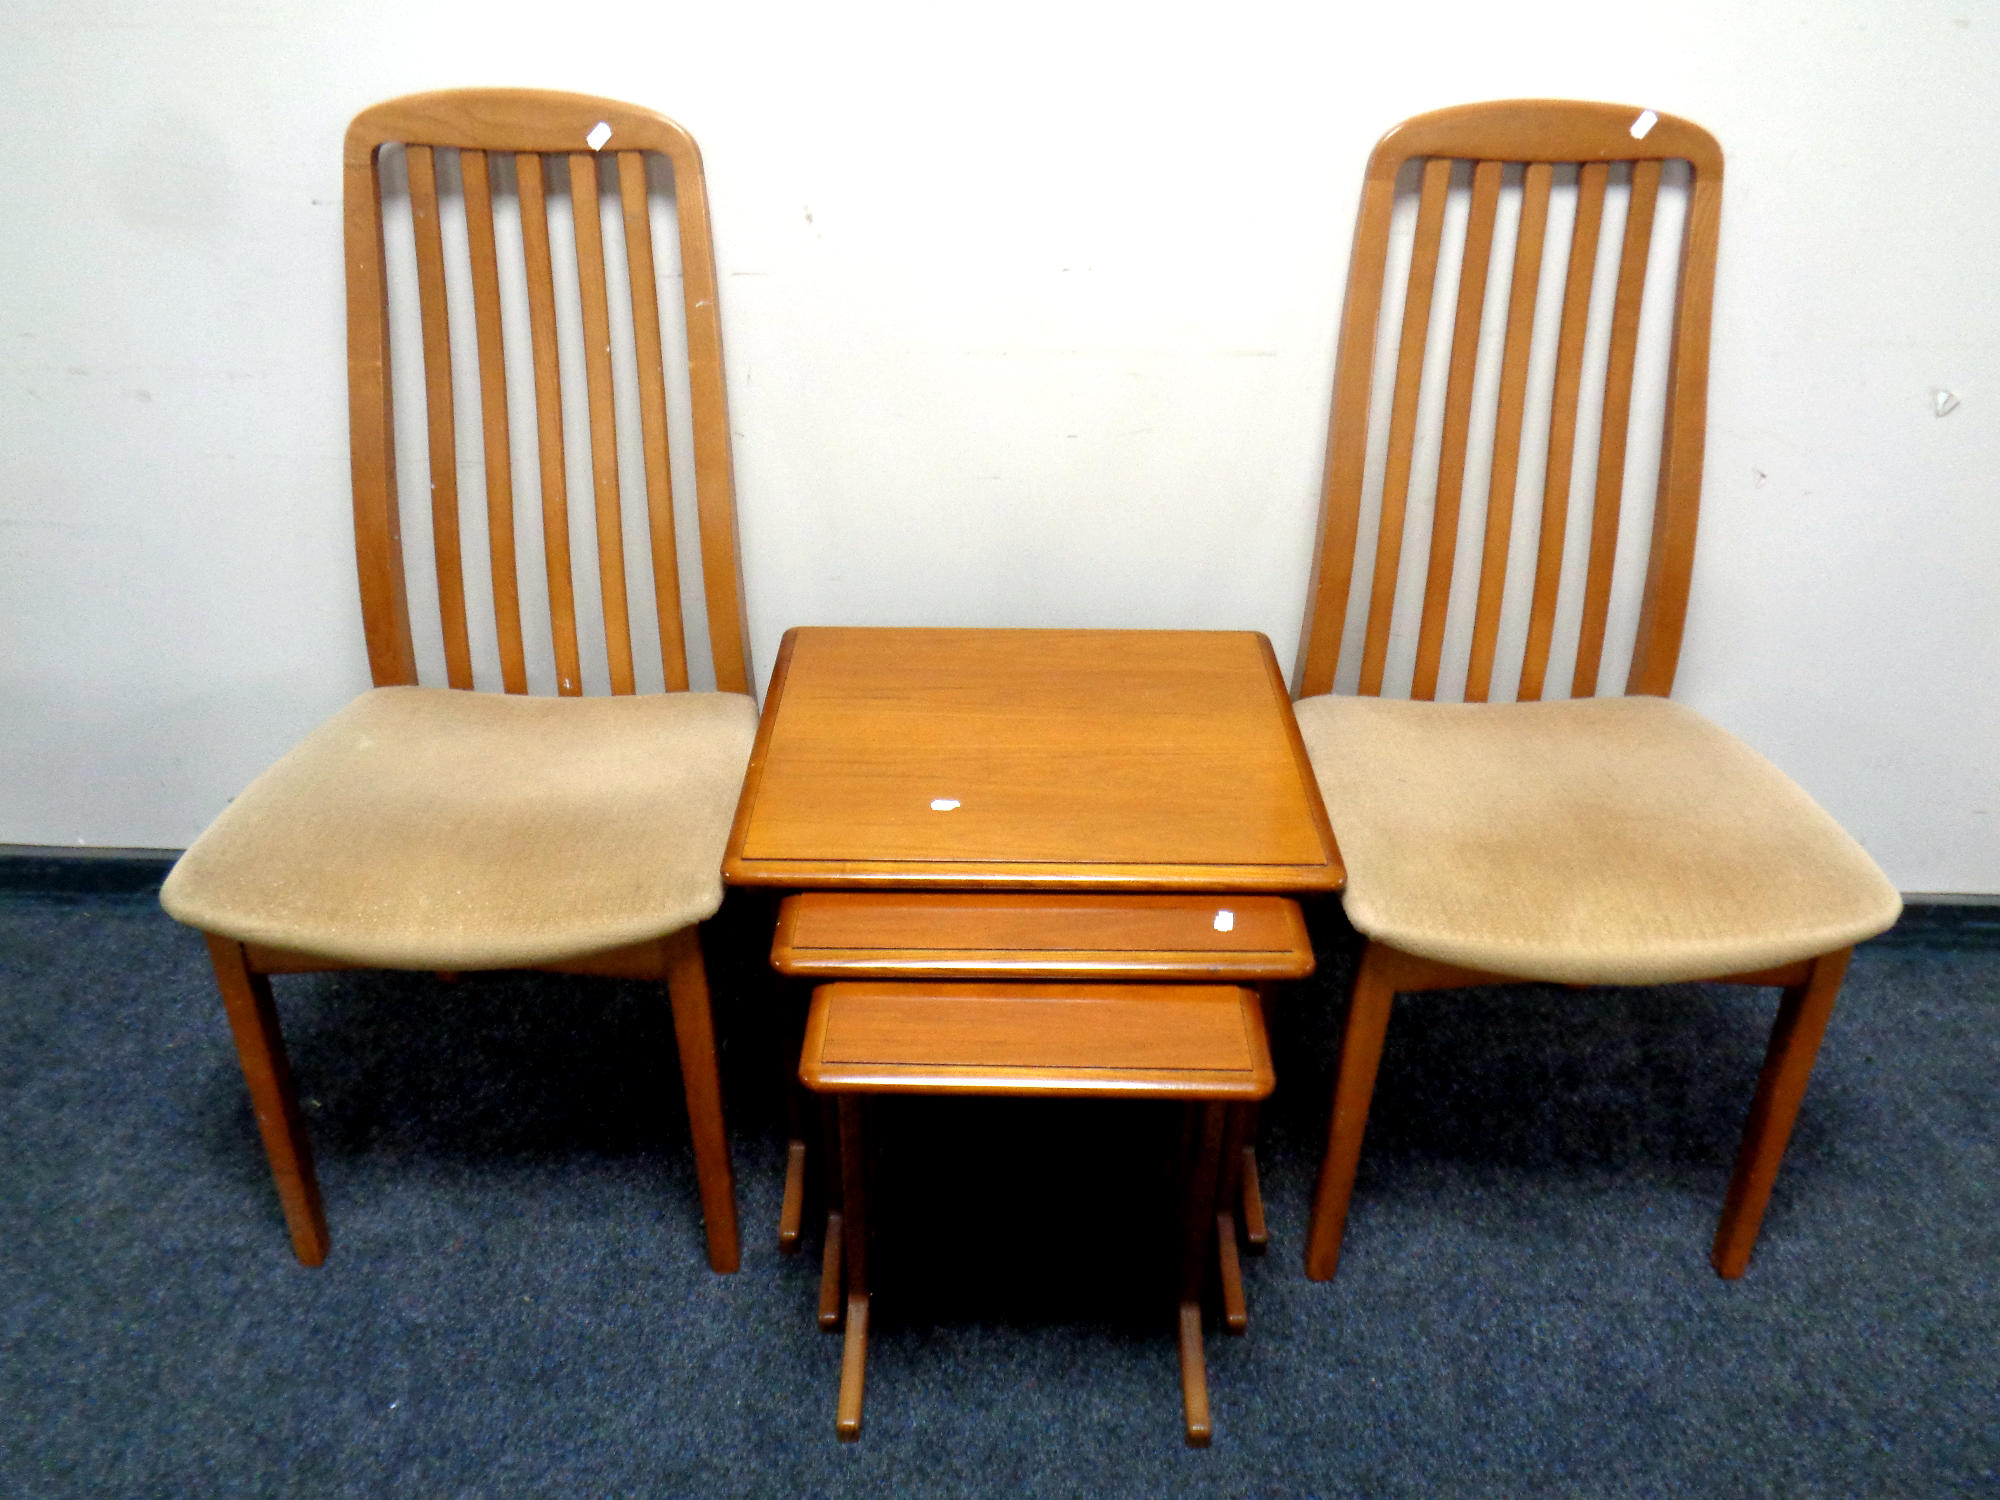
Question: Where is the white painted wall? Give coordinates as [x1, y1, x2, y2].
[2, 0, 1995, 890]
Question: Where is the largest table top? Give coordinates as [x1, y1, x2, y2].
[723, 627, 1344, 892]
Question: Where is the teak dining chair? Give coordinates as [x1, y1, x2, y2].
[161, 89, 755, 1273]
[1289, 101, 1900, 1281]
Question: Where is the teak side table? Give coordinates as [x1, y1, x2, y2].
[723, 627, 1343, 894]
[723, 626, 1344, 1440]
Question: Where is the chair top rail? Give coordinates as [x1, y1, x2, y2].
[1370, 99, 1722, 176]
[346, 89, 701, 164]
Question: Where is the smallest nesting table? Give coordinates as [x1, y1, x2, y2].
[800, 980, 1275, 1445]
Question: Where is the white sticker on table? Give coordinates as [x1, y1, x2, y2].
[930, 798, 960, 811]
[1213, 909, 1234, 933]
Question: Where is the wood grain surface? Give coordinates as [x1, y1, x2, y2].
[727, 628, 1342, 891]
[771, 891, 1314, 980]
[799, 981, 1275, 1098]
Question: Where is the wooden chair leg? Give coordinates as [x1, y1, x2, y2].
[204, 934, 329, 1267]
[1304, 939, 1398, 1282]
[780, 1076, 811, 1254]
[1711, 948, 1851, 1279]
[835, 1096, 871, 1441]
[661, 926, 740, 1274]
[1178, 1102, 1227, 1447]
[819, 1096, 845, 1331]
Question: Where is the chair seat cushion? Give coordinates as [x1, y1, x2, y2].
[1294, 693, 1900, 984]
[161, 687, 759, 969]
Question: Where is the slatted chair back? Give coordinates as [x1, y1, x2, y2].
[344, 89, 751, 698]
[1294, 101, 1722, 704]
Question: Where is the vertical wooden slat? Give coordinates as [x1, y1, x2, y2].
[459, 150, 528, 695]
[618, 151, 690, 692]
[517, 153, 583, 696]
[569, 153, 637, 695]
[1465, 163, 1552, 703]
[1294, 167, 1400, 698]
[405, 146, 474, 690]
[1358, 157, 1453, 697]
[1628, 165, 1721, 697]
[1517, 161, 1608, 702]
[665, 139, 754, 695]
[1571, 160, 1662, 698]
[1411, 160, 1502, 701]
[344, 139, 418, 686]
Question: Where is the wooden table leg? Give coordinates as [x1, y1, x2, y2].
[1243, 988, 1273, 1251]
[819, 1095, 845, 1331]
[1239, 1105, 1268, 1251]
[835, 1096, 871, 1441]
[1216, 1105, 1250, 1335]
[780, 1076, 811, 1254]
[1178, 1102, 1226, 1447]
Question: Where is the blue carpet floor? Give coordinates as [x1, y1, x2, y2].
[1, 887, 1994, 1496]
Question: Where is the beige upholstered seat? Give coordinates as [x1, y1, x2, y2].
[1295, 694, 1900, 986]
[163, 687, 759, 970]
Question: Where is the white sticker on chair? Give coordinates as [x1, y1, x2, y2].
[587, 121, 613, 151]
[1213, 909, 1234, 933]
[1630, 109, 1659, 140]
[930, 798, 961, 811]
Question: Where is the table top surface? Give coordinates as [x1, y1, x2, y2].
[723, 627, 1344, 893]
